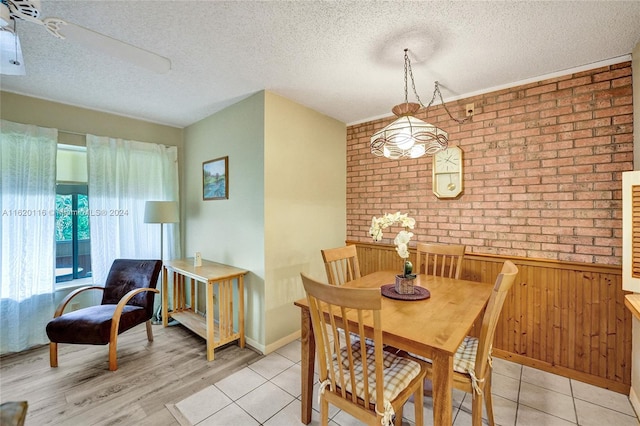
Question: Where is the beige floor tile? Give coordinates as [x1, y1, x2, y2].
[492, 371, 522, 402]
[521, 366, 571, 396]
[197, 402, 259, 426]
[276, 339, 302, 363]
[214, 366, 267, 400]
[235, 381, 296, 423]
[493, 357, 523, 381]
[574, 398, 640, 426]
[271, 363, 302, 398]
[248, 351, 295, 379]
[571, 379, 637, 416]
[174, 385, 232, 425]
[265, 399, 339, 426]
[459, 393, 518, 425]
[518, 381, 576, 423]
[516, 404, 576, 425]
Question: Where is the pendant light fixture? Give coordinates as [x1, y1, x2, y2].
[0, 12, 26, 76]
[371, 49, 470, 160]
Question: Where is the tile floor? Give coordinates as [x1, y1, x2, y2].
[174, 339, 639, 425]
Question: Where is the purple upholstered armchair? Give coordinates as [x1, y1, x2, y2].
[46, 259, 162, 371]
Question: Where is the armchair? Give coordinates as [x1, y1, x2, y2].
[46, 259, 162, 371]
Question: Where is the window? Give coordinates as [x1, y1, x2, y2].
[55, 144, 91, 285]
[55, 184, 92, 283]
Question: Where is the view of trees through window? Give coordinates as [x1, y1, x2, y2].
[55, 194, 90, 241]
[55, 184, 92, 283]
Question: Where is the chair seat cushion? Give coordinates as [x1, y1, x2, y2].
[46, 304, 148, 345]
[333, 340, 421, 404]
[412, 335, 479, 375]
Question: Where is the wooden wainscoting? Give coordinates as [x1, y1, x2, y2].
[348, 241, 632, 394]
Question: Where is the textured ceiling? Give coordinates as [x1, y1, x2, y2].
[1, 1, 640, 128]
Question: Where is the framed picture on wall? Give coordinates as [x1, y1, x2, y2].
[203, 156, 229, 200]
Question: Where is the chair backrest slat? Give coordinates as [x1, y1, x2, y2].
[415, 243, 465, 279]
[321, 245, 362, 286]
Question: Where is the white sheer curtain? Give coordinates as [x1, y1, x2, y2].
[0, 120, 57, 354]
[87, 135, 179, 286]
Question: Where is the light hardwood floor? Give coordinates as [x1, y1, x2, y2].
[0, 323, 262, 425]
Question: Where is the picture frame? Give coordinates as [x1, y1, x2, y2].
[203, 156, 229, 200]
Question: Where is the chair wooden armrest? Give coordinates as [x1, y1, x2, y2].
[53, 286, 104, 318]
[108, 287, 159, 371]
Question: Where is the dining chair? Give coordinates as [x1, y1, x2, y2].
[415, 242, 466, 279]
[46, 259, 162, 371]
[409, 260, 518, 426]
[321, 245, 361, 286]
[300, 273, 427, 426]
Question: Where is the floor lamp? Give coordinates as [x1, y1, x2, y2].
[144, 201, 179, 323]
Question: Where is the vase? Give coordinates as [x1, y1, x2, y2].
[395, 274, 415, 294]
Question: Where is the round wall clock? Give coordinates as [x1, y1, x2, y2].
[433, 146, 463, 199]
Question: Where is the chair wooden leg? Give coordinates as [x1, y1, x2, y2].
[320, 398, 329, 425]
[49, 342, 58, 367]
[394, 405, 403, 426]
[146, 320, 153, 342]
[108, 337, 118, 371]
[485, 372, 495, 426]
[414, 379, 424, 426]
[471, 393, 484, 426]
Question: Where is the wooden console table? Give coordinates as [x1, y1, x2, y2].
[162, 258, 248, 361]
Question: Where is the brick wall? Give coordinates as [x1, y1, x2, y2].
[347, 62, 633, 265]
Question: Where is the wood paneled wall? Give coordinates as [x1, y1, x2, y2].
[349, 241, 632, 394]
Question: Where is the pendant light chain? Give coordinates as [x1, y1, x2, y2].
[404, 50, 471, 125]
[11, 18, 20, 66]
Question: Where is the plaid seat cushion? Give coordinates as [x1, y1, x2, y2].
[412, 335, 479, 375]
[453, 335, 478, 373]
[331, 340, 421, 404]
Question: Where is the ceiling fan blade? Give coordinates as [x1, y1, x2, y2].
[42, 18, 172, 74]
[0, 28, 26, 75]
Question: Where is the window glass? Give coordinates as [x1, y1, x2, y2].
[55, 144, 91, 285]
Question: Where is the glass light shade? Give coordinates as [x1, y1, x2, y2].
[144, 201, 179, 224]
[0, 27, 25, 75]
[371, 115, 448, 160]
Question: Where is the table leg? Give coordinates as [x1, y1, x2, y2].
[162, 268, 169, 327]
[238, 275, 245, 348]
[300, 307, 315, 424]
[431, 350, 453, 425]
[206, 281, 215, 361]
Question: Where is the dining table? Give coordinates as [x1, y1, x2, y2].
[294, 270, 494, 425]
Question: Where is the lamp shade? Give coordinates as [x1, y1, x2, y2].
[370, 102, 448, 160]
[371, 115, 448, 159]
[144, 201, 179, 224]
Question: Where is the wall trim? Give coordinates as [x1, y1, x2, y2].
[262, 330, 301, 355]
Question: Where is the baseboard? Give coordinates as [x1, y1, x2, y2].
[630, 386, 640, 418]
[244, 336, 265, 355]
[263, 330, 301, 355]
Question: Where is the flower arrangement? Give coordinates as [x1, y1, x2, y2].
[370, 212, 416, 277]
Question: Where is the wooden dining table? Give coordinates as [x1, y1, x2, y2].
[294, 270, 494, 425]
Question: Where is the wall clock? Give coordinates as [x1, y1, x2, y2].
[433, 146, 463, 199]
